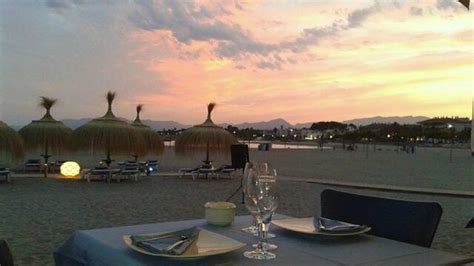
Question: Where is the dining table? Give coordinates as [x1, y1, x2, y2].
[54, 214, 473, 266]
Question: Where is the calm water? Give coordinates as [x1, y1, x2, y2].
[164, 140, 332, 150]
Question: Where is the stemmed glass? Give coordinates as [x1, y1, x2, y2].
[242, 163, 276, 238]
[243, 163, 279, 260]
[241, 162, 258, 235]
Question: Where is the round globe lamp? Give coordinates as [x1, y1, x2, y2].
[60, 161, 81, 178]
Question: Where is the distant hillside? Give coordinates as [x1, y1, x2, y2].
[294, 122, 314, 129]
[60, 118, 190, 130]
[62, 118, 92, 129]
[221, 118, 293, 130]
[140, 120, 191, 130]
[10, 115, 433, 131]
[343, 116, 430, 126]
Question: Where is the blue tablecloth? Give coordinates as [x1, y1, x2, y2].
[55, 215, 472, 266]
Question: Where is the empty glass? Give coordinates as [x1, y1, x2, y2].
[241, 162, 258, 235]
[244, 163, 279, 260]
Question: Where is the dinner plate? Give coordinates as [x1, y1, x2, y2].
[272, 217, 371, 236]
[123, 229, 245, 260]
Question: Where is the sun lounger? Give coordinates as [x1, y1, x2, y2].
[179, 164, 235, 180]
[23, 159, 42, 173]
[178, 167, 201, 179]
[119, 163, 141, 182]
[0, 168, 11, 183]
[192, 167, 218, 180]
[144, 160, 159, 176]
[83, 166, 120, 183]
[49, 160, 68, 173]
[214, 165, 236, 179]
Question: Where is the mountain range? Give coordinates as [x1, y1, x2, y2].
[11, 115, 430, 131]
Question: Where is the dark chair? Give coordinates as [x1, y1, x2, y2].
[466, 217, 474, 228]
[320, 189, 442, 247]
[0, 239, 14, 266]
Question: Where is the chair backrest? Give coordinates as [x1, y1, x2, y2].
[0, 239, 14, 266]
[26, 159, 40, 164]
[231, 144, 249, 170]
[467, 217, 474, 228]
[320, 189, 442, 247]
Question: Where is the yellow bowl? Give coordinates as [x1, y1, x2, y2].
[205, 202, 236, 226]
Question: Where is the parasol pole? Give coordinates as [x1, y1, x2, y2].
[205, 141, 210, 164]
[42, 138, 50, 178]
[106, 136, 111, 167]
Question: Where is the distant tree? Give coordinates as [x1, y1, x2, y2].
[310, 121, 347, 131]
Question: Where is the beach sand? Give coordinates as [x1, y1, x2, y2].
[0, 146, 472, 265]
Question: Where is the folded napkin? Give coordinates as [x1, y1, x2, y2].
[313, 216, 363, 232]
[130, 227, 199, 255]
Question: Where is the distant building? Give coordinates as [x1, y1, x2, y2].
[301, 129, 323, 140]
[418, 117, 471, 132]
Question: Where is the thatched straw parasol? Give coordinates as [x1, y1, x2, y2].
[175, 103, 237, 164]
[19, 97, 73, 177]
[131, 104, 164, 160]
[73, 92, 145, 166]
[458, 0, 469, 10]
[0, 121, 24, 163]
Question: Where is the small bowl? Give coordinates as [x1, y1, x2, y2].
[205, 201, 236, 226]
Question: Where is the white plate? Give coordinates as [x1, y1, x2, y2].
[272, 217, 371, 236]
[123, 229, 245, 260]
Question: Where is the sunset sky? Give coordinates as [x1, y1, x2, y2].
[1, 0, 472, 126]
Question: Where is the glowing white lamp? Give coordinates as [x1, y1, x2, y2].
[60, 161, 81, 177]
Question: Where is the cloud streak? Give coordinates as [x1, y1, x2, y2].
[129, 1, 384, 69]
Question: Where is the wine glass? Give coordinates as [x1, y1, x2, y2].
[241, 162, 258, 234]
[244, 164, 279, 260]
[242, 162, 276, 238]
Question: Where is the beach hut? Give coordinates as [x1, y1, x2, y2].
[19, 97, 73, 177]
[73, 92, 145, 166]
[175, 103, 238, 165]
[0, 121, 24, 162]
[130, 104, 164, 160]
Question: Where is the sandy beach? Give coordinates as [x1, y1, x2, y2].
[1, 146, 473, 265]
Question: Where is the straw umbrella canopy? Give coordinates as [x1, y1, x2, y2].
[175, 103, 238, 165]
[18, 97, 73, 177]
[130, 104, 164, 160]
[73, 92, 145, 166]
[458, 0, 469, 9]
[0, 121, 24, 163]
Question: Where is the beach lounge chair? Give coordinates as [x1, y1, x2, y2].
[320, 189, 442, 247]
[23, 159, 42, 173]
[119, 163, 141, 182]
[178, 165, 215, 180]
[178, 166, 200, 178]
[144, 160, 159, 176]
[49, 160, 68, 173]
[83, 166, 120, 183]
[0, 168, 11, 183]
[192, 166, 219, 180]
[213, 165, 236, 179]
[0, 239, 14, 266]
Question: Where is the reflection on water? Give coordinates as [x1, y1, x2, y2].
[164, 141, 332, 150]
